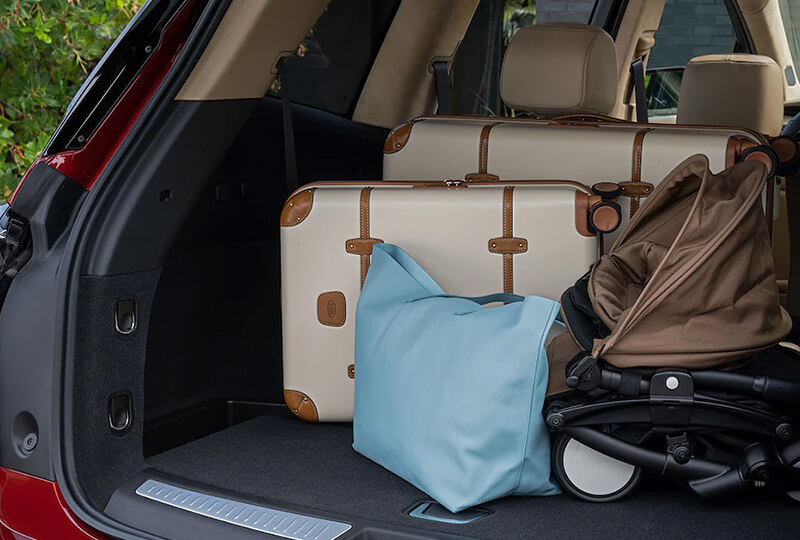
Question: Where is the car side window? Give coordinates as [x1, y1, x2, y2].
[269, 0, 400, 117]
[646, 0, 737, 120]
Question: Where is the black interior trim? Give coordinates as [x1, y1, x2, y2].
[56, 1, 235, 539]
[46, 0, 193, 153]
[0, 163, 86, 480]
[80, 97, 387, 276]
[64, 91, 387, 538]
[143, 400, 276, 457]
[593, 0, 629, 39]
[724, 0, 756, 54]
[348, 0, 402, 119]
[81, 99, 259, 276]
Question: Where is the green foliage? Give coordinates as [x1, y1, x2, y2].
[0, 0, 140, 200]
[503, 0, 536, 47]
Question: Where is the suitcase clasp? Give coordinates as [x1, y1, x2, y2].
[443, 179, 467, 188]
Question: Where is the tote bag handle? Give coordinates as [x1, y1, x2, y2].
[437, 293, 565, 325]
[457, 293, 524, 305]
[415, 293, 525, 305]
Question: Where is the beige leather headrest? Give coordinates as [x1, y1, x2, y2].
[677, 54, 784, 136]
[499, 23, 617, 116]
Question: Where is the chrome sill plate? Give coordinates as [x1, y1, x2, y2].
[135, 479, 351, 539]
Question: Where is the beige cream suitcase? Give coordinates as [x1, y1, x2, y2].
[382, 116, 775, 235]
[280, 179, 610, 422]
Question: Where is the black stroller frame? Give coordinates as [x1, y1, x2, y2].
[543, 147, 800, 503]
[546, 353, 800, 501]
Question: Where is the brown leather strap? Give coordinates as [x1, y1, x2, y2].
[503, 186, 513, 238]
[465, 123, 500, 182]
[550, 113, 626, 124]
[480, 123, 498, 175]
[503, 187, 513, 293]
[487, 187, 525, 293]
[620, 128, 654, 217]
[345, 187, 383, 287]
[631, 128, 651, 183]
[359, 187, 373, 286]
[489, 237, 528, 254]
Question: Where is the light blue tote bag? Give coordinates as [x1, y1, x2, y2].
[353, 244, 561, 513]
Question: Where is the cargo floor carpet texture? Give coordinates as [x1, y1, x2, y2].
[146, 413, 800, 540]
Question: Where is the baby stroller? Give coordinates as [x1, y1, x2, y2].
[546, 153, 800, 502]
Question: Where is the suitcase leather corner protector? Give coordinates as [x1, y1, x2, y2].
[280, 178, 601, 422]
[280, 189, 314, 226]
[284, 389, 319, 422]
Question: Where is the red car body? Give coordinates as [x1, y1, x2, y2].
[1, 1, 204, 537]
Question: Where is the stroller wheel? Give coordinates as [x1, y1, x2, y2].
[782, 441, 800, 503]
[552, 431, 642, 502]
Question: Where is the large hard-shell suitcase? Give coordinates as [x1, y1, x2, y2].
[280, 179, 607, 421]
[382, 116, 773, 229]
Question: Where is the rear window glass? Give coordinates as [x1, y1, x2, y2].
[646, 0, 737, 119]
[271, 0, 400, 116]
[648, 0, 736, 70]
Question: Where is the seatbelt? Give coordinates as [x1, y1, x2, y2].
[278, 58, 299, 194]
[629, 56, 648, 123]
[432, 61, 451, 115]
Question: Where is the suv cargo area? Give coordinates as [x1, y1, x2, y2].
[65, 96, 800, 539]
[4, 1, 800, 539]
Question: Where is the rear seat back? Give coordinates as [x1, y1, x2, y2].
[383, 23, 621, 182]
[678, 54, 784, 137]
[675, 54, 789, 304]
[383, 24, 769, 230]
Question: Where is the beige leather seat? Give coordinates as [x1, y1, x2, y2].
[383, 23, 625, 182]
[382, 24, 767, 202]
[678, 53, 788, 305]
[677, 54, 784, 136]
[499, 23, 618, 117]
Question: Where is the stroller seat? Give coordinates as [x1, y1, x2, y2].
[546, 154, 800, 502]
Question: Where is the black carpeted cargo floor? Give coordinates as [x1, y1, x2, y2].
[146, 412, 800, 540]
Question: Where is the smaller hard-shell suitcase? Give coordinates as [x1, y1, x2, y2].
[280, 178, 615, 422]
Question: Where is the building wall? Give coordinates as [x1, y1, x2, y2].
[535, 1, 594, 24]
[643, 0, 735, 69]
[536, 0, 736, 69]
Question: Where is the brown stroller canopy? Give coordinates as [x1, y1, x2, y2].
[589, 155, 791, 369]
